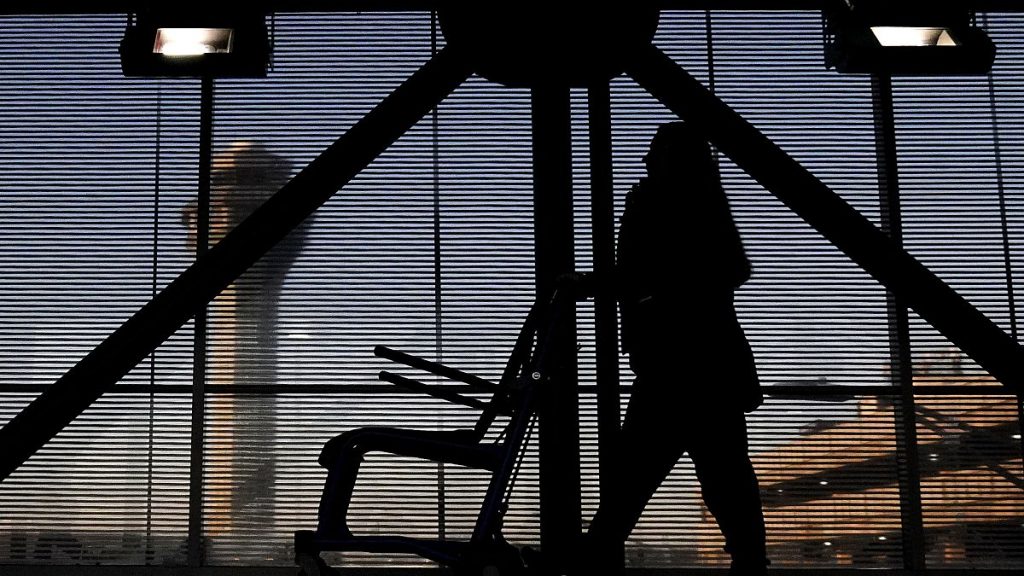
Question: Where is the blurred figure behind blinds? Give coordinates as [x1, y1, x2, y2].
[182, 141, 308, 543]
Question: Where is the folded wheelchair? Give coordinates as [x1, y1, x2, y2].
[295, 275, 588, 575]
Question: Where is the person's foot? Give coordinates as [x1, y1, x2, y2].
[570, 537, 624, 576]
[520, 546, 551, 574]
[522, 540, 624, 576]
[728, 558, 769, 575]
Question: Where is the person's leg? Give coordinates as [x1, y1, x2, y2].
[585, 378, 686, 558]
[688, 409, 767, 573]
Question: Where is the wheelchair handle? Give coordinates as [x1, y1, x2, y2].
[375, 346, 498, 393]
[378, 370, 493, 411]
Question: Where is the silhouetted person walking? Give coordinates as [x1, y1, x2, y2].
[585, 122, 767, 574]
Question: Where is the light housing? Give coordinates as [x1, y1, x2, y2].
[824, 1, 995, 75]
[121, 11, 268, 77]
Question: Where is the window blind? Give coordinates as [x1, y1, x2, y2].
[0, 14, 195, 566]
[206, 12, 540, 566]
[893, 11, 1024, 568]
[606, 11, 902, 568]
[0, 7, 1019, 573]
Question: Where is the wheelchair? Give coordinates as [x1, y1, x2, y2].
[295, 275, 589, 575]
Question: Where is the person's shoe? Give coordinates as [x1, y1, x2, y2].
[521, 546, 549, 573]
[728, 558, 769, 576]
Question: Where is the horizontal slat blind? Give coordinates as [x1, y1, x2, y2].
[434, 74, 538, 548]
[206, 12, 541, 565]
[893, 11, 1024, 567]
[0, 15, 194, 566]
[914, 392, 1022, 567]
[893, 16, 1016, 382]
[751, 397, 902, 568]
[605, 11, 719, 566]
[0, 393, 192, 564]
[206, 11, 436, 565]
[708, 11, 889, 390]
[0, 7, 1019, 573]
[609, 11, 900, 569]
[710, 12, 898, 566]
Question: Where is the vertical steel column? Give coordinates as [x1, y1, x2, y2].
[429, 10, 447, 542]
[145, 82, 163, 566]
[588, 79, 623, 571]
[872, 73, 926, 571]
[982, 12, 1024, 482]
[532, 84, 580, 569]
[145, 81, 162, 565]
[188, 75, 214, 568]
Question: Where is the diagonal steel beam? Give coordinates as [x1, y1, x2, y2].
[0, 46, 473, 482]
[627, 43, 1024, 395]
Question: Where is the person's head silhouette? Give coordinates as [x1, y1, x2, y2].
[643, 121, 715, 183]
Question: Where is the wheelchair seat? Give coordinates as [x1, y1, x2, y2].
[295, 275, 588, 575]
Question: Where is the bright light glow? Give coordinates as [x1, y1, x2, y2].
[870, 26, 958, 47]
[824, 541, 833, 547]
[878, 536, 888, 541]
[1013, 434, 1022, 440]
[286, 331, 312, 340]
[154, 28, 234, 56]
[819, 480, 829, 486]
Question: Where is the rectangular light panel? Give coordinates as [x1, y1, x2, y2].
[870, 26, 958, 47]
[153, 28, 235, 56]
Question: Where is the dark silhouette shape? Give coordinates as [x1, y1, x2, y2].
[583, 122, 767, 575]
[295, 276, 591, 575]
[531, 85, 581, 568]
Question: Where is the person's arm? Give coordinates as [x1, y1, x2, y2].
[616, 186, 644, 353]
